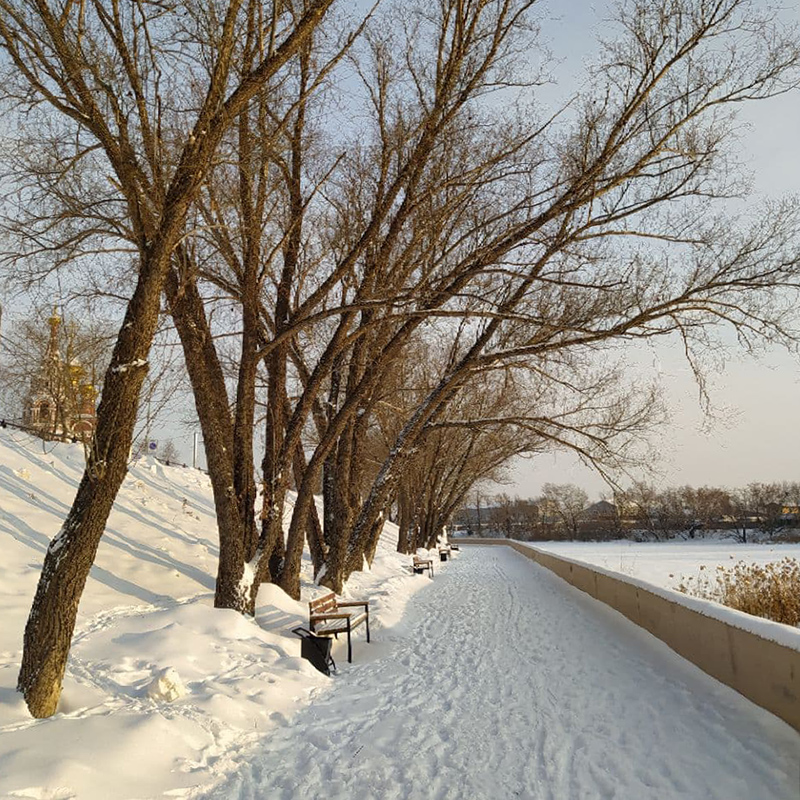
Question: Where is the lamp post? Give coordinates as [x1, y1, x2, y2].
[192, 431, 204, 469]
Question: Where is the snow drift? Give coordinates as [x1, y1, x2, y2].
[0, 429, 426, 799]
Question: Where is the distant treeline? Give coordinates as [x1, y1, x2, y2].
[454, 482, 800, 543]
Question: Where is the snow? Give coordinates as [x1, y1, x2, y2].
[111, 359, 148, 374]
[237, 559, 255, 602]
[532, 539, 800, 591]
[0, 430, 798, 799]
[196, 547, 800, 800]
[528, 539, 800, 650]
[146, 667, 187, 702]
[0, 430, 430, 799]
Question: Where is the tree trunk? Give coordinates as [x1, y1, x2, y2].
[164, 265, 250, 611]
[18, 264, 164, 718]
[260, 338, 290, 583]
[364, 507, 387, 566]
[233, 292, 260, 562]
[292, 443, 326, 578]
[397, 485, 411, 554]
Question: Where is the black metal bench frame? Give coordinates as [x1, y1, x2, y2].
[309, 593, 370, 663]
[412, 555, 434, 577]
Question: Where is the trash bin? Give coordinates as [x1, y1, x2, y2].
[439, 550, 448, 562]
[292, 627, 336, 675]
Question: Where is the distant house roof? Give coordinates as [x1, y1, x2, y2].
[582, 500, 617, 518]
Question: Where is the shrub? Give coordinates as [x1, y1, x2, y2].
[678, 558, 800, 627]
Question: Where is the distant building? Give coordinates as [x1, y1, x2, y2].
[23, 308, 97, 441]
[578, 500, 621, 538]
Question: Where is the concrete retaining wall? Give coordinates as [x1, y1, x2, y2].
[459, 538, 800, 732]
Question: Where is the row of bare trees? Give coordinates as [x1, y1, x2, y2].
[1, 0, 800, 718]
[464, 481, 800, 542]
[618, 481, 800, 543]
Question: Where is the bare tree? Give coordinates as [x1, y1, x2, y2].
[5, 0, 800, 724]
[159, 3, 369, 611]
[539, 483, 589, 540]
[339, 0, 800, 582]
[159, 439, 180, 463]
[618, 482, 690, 540]
[679, 485, 733, 535]
[489, 494, 516, 539]
[0, 0, 336, 718]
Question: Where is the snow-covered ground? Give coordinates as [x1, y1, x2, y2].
[0, 430, 429, 799]
[533, 539, 800, 592]
[195, 547, 799, 800]
[1, 430, 798, 799]
[523, 540, 800, 650]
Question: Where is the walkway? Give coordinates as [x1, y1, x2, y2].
[196, 546, 800, 800]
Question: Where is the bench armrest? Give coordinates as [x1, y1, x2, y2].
[337, 601, 369, 609]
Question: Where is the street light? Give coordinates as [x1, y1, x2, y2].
[192, 431, 204, 469]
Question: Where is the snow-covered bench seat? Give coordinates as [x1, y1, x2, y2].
[309, 592, 370, 663]
[412, 554, 434, 577]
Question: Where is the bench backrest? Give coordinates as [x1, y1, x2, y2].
[309, 592, 338, 615]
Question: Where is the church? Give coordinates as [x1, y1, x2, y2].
[23, 308, 97, 442]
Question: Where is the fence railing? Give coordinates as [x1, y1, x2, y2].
[0, 416, 209, 475]
[0, 416, 81, 442]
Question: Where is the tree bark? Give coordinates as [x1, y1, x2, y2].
[164, 265, 251, 612]
[292, 442, 326, 577]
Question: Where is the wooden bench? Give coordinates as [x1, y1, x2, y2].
[449, 542, 460, 551]
[309, 592, 370, 663]
[412, 554, 434, 577]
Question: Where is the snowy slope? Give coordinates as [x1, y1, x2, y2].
[2, 431, 798, 800]
[0, 429, 427, 799]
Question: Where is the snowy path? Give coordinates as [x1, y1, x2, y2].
[196, 547, 800, 800]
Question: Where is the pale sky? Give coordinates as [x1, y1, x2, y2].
[2, 1, 798, 497]
[500, 1, 800, 500]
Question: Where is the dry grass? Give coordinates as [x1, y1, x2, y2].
[678, 558, 800, 627]
[773, 531, 800, 544]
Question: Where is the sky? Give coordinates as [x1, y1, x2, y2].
[1, 1, 799, 498]
[498, 1, 800, 500]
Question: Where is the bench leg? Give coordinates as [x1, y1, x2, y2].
[366, 609, 370, 643]
[347, 618, 352, 663]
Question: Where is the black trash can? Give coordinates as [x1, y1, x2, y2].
[292, 627, 336, 675]
[439, 550, 448, 562]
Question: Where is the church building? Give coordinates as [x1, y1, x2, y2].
[23, 308, 97, 441]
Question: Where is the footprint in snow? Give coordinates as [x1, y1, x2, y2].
[305, 731, 331, 751]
